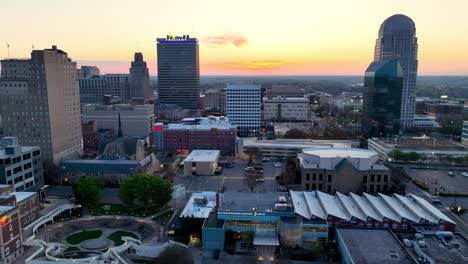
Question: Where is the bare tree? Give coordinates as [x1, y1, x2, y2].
[245, 170, 257, 191]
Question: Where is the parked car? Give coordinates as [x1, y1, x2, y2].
[274, 162, 282, 167]
[462, 172, 468, 177]
[213, 249, 220, 260]
[262, 157, 271, 162]
[245, 166, 254, 171]
[256, 178, 265, 183]
[448, 171, 455, 177]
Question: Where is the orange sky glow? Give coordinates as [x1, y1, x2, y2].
[1, 0, 468, 75]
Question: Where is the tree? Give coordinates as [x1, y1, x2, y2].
[74, 177, 103, 211]
[157, 245, 193, 264]
[283, 128, 309, 139]
[119, 174, 172, 212]
[244, 147, 261, 163]
[244, 170, 257, 192]
[277, 158, 298, 190]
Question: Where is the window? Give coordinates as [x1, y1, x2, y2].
[327, 185, 331, 192]
[319, 174, 323, 181]
[9, 224, 12, 231]
[363, 175, 367, 182]
[312, 183, 316, 189]
[306, 173, 310, 181]
[328, 175, 332, 182]
[5, 247, 9, 256]
[319, 184, 322, 190]
[363, 185, 366, 192]
[401, 223, 407, 230]
[377, 175, 381, 182]
[313, 173, 316, 181]
[392, 223, 399, 229]
[306, 184, 310, 190]
[366, 222, 373, 228]
[10, 233, 13, 240]
[16, 240, 21, 248]
[384, 175, 388, 182]
[383, 223, 389, 228]
[371, 175, 375, 182]
[370, 185, 374, 192]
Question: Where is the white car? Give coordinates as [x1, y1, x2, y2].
[245, 166, 254, 171]
[274, 163, 282, 167]
[462, 172, 468, 177]
[256, 178, 265, 183]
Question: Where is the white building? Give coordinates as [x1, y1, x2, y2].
[183, 150, 220, 176]
[238, 138, 358, 158]
[462, 121, 468, 146]
[0, 137, 43, 192]
[226, 84, 261, 136]
[263, 97, 309, 121]
[82, 104, 154, 138]
[332, 98, 363, 111]
[414, 115, 441, 129]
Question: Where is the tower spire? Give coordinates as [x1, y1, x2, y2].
[117, 112, 123, 137]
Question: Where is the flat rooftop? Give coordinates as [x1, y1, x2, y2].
[371, 137, 468, 152]
[302, 148, 377, 159]
[183, 150, 220, 163]
[180, 191, 217, 219]
[404, 233, 468, 264]
[242, 138, 355, 149]
[11, 192, 36, 203]
[0, 146, 38, 159]
[0, 205, 16, 214]
[219, 191, 291, 212]
[337, 229, 414, 264]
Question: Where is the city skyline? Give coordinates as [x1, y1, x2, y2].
[1, 0, 468, 75]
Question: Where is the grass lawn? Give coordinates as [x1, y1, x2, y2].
[90, 203, 163, 217]
[66, 230, 103, 245]
[63, 247, 80, 253]
[107, 231, 138, 246]
[152, 210, 174, 225]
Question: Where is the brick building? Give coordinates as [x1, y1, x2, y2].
[154, 117, 237, 156]
[82, 120, 98, 154]
[298, 148, 390, 194]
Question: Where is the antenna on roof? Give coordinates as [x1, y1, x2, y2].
[6, 43, 10, 58]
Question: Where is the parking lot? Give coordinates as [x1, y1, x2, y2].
[173, 159, 284, 195]
[407, 168, 468, 195]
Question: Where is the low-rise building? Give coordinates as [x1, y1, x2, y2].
[239, 138, 358, 159]
[265, 85, 305, 98]
[336, 228, 414, 264]
[62, 154, 159, 184]
[82, 104, 154, 138]
[0, 137, 43, 192]
[154, 116, 237, 156]
[0, 185, 40, 228]
[368, 136, 468, 161]
[183, 150, 220, 176]
[205, 89, 226, 114]
[188, 190, 455, 253]
[332, 97, 363, 111]
[414, 115, 441, 130]
[426, 102, 464, 124]
[0, 205, 22, 264]
[298, 148, 390, 193]
[263, 97, 309, 121]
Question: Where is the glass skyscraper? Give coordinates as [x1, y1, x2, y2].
[157, 35, 200, 110]
[362, 60, 404, 137]
[374, 14, 418, 129]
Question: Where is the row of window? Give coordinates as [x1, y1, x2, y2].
[363, 174, 388, 183]
[305, 173, 331, 182]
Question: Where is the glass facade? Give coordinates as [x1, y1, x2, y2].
[157, 36, 200, 110]
[363, 60, 404, 137]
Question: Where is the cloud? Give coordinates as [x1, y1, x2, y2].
[203, 33, 248, 47]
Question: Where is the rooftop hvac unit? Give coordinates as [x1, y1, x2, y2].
[278, 196, 287, 203]
[193, 196, 208, 205]
[275, 203, 292, 211]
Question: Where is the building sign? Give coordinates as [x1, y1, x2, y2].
[218, 211, 266, 217]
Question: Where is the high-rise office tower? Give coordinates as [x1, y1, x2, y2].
[362, 60, 404, 137]
[129, 52, 153, 101]
[374, 14, 418, 128]
[0, 46, 83, 162]
[226, 83, 261, 137]
[157, 35, 200, 110]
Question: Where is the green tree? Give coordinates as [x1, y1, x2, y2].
[283, 128, 309, 139]
[74, 177, 103, 211]
[156, 245, 193, 264]
[119, 174, 172, 213]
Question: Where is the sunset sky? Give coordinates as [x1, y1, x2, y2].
[1, 0, 468, 75]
